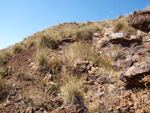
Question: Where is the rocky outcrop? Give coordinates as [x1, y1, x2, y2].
[128, 10, 150, 32]
[120, 62, 150, 86]
[109, 33, 142, 45]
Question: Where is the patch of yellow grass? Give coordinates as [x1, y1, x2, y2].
[113, 16, 135, 32]
[61, 73, 84, 104]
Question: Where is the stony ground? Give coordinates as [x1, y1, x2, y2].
[0, 9, 150, 113]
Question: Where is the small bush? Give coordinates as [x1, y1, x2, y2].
[113, 16, 135, 32]
[13, 45, 22, 54]
[76, 26, 99, 41]
[61, 74, 83, 104]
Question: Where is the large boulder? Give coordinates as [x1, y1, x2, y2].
[128, 10, 150, 32]
[120, 62, 150, 86]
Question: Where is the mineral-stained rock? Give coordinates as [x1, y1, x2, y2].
[128, 10, 150, 32]
[120, 62, 150, 86]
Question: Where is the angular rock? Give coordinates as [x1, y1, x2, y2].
[141, 35, 150, 42]
[120, 62, 150, 86]
[109, 33, 142, 45]
[128, 10, 150, 32]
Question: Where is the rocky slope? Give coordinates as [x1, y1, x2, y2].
[0, 9, 150, 113]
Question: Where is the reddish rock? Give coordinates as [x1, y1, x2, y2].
[128, 10, 150, 32]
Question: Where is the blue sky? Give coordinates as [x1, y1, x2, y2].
[0, 0, 149, 50]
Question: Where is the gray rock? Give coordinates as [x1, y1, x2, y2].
[120, 62, 150, 86]
[142, 36, 150, 42]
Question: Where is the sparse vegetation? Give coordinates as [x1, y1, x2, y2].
[0, 68, 7, 78]
[35, 50, 49, 67]
[23, 87, 50, 107]
[111, 45, 123, 61]
[0, 79, 9, 102]
[13, 45, 22, 54]
[0, 57, 4, 66]
[61, 74, 84, 104]
[38, 33, 61, 50]
[113, 16, 135, 32]
[76, 25, 99, 41]
[48, 56, 62, 74]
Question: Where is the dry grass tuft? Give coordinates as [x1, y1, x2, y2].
[62, 42, 93, 66]
[76, 25, 99, 41]
[0, 79, 9, 103]
[12, 45, 22, 54]
[38, 32, 61, 50]
[61, 73, 84, 104]
[113, 16, 135, 32]
[35, 50, 49, 67]
[111, 45, 123, 61]
[23, 87, 50, 107]
[48, 56, 62, 74]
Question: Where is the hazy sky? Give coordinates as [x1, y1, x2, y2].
[0, 0, 149, 50]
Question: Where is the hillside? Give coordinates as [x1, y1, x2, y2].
[0, 9, 150, 113]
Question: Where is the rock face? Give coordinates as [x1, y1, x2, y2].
[109, 33, 142, 45]
[120, 62, 150, 86]
[128, 10, 150, 32]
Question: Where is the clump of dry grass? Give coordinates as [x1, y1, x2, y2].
[90, 54, 114, 71]
[12, 45, 22, 54]
[59, 27, 78, 37]
[61, 73, 84, 104]
[61, 42, 93, 66]
[0, 79, 9, 102]
[0, 68, 7, 79]
[35, 50, 49, 67]
[113, 16, 135, 32]
[76, 25, 99, 41]
[111, 45, 123, 61]
[88, 100, 100, 113]
[38, 31, 61, 50]
[0, 57, 4, 66]
[23, 87, 50, 107]
[48, 56, 62, 74]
